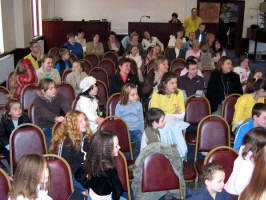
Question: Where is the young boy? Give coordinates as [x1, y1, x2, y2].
[55, 48, 72, 76]
[65, 61, 87, 96]
[187, 163, 232, 200]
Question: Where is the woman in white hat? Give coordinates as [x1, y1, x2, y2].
[75, 76, 104, 133]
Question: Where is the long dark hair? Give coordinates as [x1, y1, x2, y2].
[157, 72, 178, 95]
[84, 131, 117, 176]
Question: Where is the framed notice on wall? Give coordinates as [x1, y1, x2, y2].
[199, 2, 221, 23]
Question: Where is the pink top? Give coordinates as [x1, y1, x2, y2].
[224, 145, 254, 195]
[185, 49, 201, 60]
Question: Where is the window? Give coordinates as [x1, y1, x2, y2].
[31, 0, 42, 38]
[0, 1, 4, 53]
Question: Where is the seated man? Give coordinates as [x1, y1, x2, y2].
[195, 23, 207, 44]
[64, 33, 83, 59]
[24, 40, 44, 70]
[234, 103, 266, 150]
[179, 59, 205, 98]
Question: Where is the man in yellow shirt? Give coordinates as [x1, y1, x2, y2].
[24, 40, 44, 70]
[183, 8, 202, 37]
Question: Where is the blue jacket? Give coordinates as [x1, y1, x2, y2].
[64, 42, 83, 59]
[233, 118, 254, 150]
[186, 187, 232, 200]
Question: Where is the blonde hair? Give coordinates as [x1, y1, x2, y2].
[9, 154, 48, 200]
[10, 59, 26, 97]
[119, 83, 138, 105]
[49, 110, 92, 153]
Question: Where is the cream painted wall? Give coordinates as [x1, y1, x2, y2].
[51, 0, 195, 33]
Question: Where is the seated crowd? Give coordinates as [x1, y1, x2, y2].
[1, 8, 266, 200]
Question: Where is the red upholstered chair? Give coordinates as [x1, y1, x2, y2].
[89, 67, 109, 88]
[184, 95, 211, 145]
[142, 153, 184, 199]
[170, 58, 185, 71]
[99, 58, 116, 77]
[44, 154, 74, 200]
[194, 115, 230, 187]
[84, 54, 99, 67]
[69, 53, 78, 63]
[106, 93, 120, 116]
[128, 58, 138, 76]
[172, 67, 184, 85]
[62, 68, 72, 82]
[114, 151, 132, 200]
[99, 116, 133, 160]
[28, 102, 37, 124]
[97, 80, 108, 108]
[204, 146, 238, 183]
[56, 83, 75, 107]
[6, 71, 14, 91]
[202, 69, 214, 89]
[20, 84, 38, 111]
[103, 51, 118, 66]
[0, 168, 11, 200]
[10, 123, 47, 175]
[0, 86, 9, 104]
[80, 59, 93, 75]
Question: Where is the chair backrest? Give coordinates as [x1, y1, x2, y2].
[202, 69, 214, 88]
[185, 95, 211, 124]
[69, 53, 78, 63]
[106, 92, 120, 116]
[103, 51, 118, 66]
[142, 153, 183, 198]
[114, 151, 132, 200]
[89, 67, 109, 88]
[6, 71, 14, 91]
[170, 58, 185, 71]
[44, 154, 74, 200]
[146, 59, 157, 72]
[62, 68, 72, 82]
[195, 115, 230, 157]
[10, 123, 47, 174]
[84, 54, 99, 67]
[128, 58, 138, 76]
[204, 146, 238, 183]
[56, 83, 75, 106]
[0, 86, 9, 104]
[222, 94, 241, 124]
[96, 80, 108, 107]
[0, 168, 11, 200]
[80, 59, 92, 75]
[172, 67, 184, 84]
[28, 102, 37, 124]
[99, 58, 116, 77]
[20, 84, 38, 111]
[99, 116, 133, 160]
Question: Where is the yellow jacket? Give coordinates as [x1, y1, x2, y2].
[183, 16, 202, 37]
[24, 53, 44, 70]
[232, 93, 264, 131]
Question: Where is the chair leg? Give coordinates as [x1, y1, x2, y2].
[194, 176, 198, 189]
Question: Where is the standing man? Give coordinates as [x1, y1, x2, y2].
[24, 40, 44, 70]
[183, 8, 202, 37]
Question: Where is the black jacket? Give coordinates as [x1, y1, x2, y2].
[206, 71, 242, 112]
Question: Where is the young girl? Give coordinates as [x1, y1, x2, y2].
[233, 55, 251, 86]
[49, 110, 92, 192]
[232, 79, 266, 132]
[150, 71, 185, 120]
[185, 40, 202, 60]
[225, 127, 266, 196]
[115, 83, 144, 158]
[0, 99, 30, 161]
[211, 40, 226, 64]
[55, 48, 72, 76]
[76, 131, 124, 200]
[34, 78, 71, 147]
[9, 154, 52, 200]
[11, 58, 37, 98]
[75, 76, 104, 133]
[239, 146, 266, 200]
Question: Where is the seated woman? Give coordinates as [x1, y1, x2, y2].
[49, 110, 92, 192]
[36, 55, 61, 84]
[109, 57, 140, 95]
[104, 31, 124, 56]
[75, 29, 87, 52]
[231, 79, 266, 132]
[185, 40, 202, 60]
[211, 39, 226, 64]
[55, 48, 72, 77]
[206, 56, 242, 113]
[144, 44, 162, 66]
[11, 58, 37, 98]
[205, 33, 215, 50]
[233, 55, 251, 87]
[126, 32, 145, 58]
[165, 39, 186, 63]
[86, 33, 104, 57]
[141, 30, 164, 51]
[150, 71, 185, 120]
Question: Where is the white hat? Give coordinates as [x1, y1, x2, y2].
[79, 76, 96, 92]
